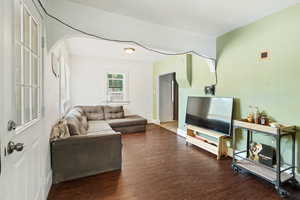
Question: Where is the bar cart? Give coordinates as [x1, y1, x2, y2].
[232, 120, 299, 197]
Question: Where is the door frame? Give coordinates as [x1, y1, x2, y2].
[157, 72, 178, 123]
[0, 0, 5, 180]
[0, 1, 13, 198]
[0, 0, 14, 172]
[172, 73, 179, 121]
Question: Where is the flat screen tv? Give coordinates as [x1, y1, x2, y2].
[185, 97, 234, 136]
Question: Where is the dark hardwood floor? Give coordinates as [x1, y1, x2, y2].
[48, 124, 300, 200]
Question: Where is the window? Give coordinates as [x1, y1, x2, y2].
[15, 0, 41, 128]
[106, 73, 126, 102]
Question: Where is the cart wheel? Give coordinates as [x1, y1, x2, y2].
[276, 187, 289, 198]
[232, 165, 239, 173]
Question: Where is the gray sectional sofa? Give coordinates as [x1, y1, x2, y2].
[50, 105, 147, 183]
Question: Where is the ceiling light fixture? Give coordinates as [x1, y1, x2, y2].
[124, 48, 135, 54]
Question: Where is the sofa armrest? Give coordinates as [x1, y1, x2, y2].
[51, 133, 122, 183]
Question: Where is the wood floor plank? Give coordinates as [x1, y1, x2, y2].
[48, 124, 300, 200]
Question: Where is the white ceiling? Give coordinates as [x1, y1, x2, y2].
[67, 0, 300, 36]
[65, 37, 166, 62]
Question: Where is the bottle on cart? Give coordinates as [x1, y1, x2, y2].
[247, 106, 254, 123]
[260, 112, 269, 125]
[254, 106, 261, 124]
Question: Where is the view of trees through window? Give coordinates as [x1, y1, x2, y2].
[107, 73, 125, 102]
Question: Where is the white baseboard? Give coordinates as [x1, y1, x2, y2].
[149, 119, 160, 125]
[44, 170, 52, 199]
[177, 128, 187, 138]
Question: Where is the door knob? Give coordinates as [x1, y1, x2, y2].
[7, 141, 24, 155]
[7, 120, 17, 131]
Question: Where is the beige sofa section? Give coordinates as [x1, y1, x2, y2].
[50, 105, 147, 183]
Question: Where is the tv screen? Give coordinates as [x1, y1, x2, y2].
[185, 97, 233, 135]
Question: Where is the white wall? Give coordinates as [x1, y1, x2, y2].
[57, 42, 71, 115]
[70, 56, 153, 120]
[43, 41, 71, 198]
[45, 0, 216, 58]
[0, 0, 54, 199]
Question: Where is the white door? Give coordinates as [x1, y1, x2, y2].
[159, 73, 174, 122]
[0, 0, 44, 200]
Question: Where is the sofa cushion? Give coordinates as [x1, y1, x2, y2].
[82, 116, 89, 130]
[50, 119, 70, 140]
[104, 106, 124, 119]
[106, 115, 147, 128]
[73, 107, 85, 115]
[65, 116, 82, 136]
[87, 120, 113, 133]
[65, 108, 88, 135]
[67, 108, 83, 120]
[80, 125, 87, 135]
[79, 106, 105, 120]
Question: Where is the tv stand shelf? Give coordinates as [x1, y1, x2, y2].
[186, 124, 228, 160]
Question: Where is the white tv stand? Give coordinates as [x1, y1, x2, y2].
[186, 124, 228, 160]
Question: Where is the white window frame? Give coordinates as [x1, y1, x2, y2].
[15, 0, 42, 133]
[106, 72, 128, 103]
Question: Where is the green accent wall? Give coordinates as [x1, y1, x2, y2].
[153, 54, 215, 130]
[153, 4, 300, 174]
[153, 54, 193, 121]
[217, 4, 300, 173]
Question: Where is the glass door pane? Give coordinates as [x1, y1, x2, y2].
[24, 87, 31, 123]
[32, 88, 38, 119]
[31, 55, 38, 86]
[23, 49, 30, 85]
[31, 19, 38, 53]
[16, 85, 22, 125]
[15, 1, 41, 127]
[15, 0, 22, 42]
[23, 8, 30, 47]
[15, 45, 22, 84]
